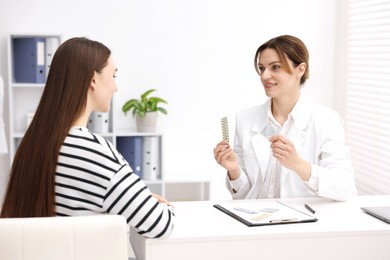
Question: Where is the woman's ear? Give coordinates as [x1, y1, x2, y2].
[297, 63, 306, 78]
[90, 71, 98, 90]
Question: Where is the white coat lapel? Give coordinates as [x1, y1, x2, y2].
[250, 107, 269, 184]
[280, 97, 314, 180]
[251, 134, 270, 183]
[290, 97, 314, 151]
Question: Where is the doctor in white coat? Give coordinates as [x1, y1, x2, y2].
[214, 35, 356, 202]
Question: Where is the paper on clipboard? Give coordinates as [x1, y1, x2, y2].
[213, 200, 317, 227]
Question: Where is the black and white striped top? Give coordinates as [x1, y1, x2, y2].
[55, 127, 175, 238]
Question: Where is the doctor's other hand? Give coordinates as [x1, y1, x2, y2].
[269, 135, 311, 181]
[213, 141, 240, 180]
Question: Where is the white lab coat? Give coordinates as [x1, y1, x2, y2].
[226, 96, 357, 201]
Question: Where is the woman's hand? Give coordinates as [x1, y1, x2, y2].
[152, 193, 174, 207]
[213, 140, 240, 180]
[269, 135, 311, 181]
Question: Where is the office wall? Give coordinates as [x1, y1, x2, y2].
[0, 0, 340, 201]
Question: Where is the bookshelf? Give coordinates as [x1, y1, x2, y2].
[6, 34, 165, 195]
[113, 132, 164, 195]
[7, 34, 61, 161]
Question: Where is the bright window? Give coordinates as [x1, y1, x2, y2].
[344, 0, 390, 194]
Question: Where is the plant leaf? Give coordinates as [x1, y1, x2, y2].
[122, 99, 140, 114]
[157, 107, 168, 115]
[141, 89, 156, 101]
[122, 88, 168, 117]
[149, 97, 167, 104]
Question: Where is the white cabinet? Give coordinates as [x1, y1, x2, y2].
[7, 34, 61, 161]
[6, 34, 164, 195]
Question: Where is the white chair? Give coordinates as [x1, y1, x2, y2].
[0, 214, 129, 260]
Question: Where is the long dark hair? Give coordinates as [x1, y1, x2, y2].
[1, 37, 111, 217]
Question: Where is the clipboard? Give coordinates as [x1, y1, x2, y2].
[214, 200, 318, 227]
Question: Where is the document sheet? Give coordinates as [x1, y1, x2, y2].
[214, 200, 317, 226]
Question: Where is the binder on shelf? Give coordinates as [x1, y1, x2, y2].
[45, 37, 60, 78]
[88, 111, 109, 133]
[142, 136, 160, 181]
[12, 37, 46, 83]
[116, 136, 143, 178]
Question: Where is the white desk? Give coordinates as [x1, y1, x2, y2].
[131, 195, 390, 260]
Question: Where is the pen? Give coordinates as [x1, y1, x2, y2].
[305, 204, 315, 214]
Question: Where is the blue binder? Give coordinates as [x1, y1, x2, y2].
[116, 136, 143, 178]
[12, 37, 46, 83]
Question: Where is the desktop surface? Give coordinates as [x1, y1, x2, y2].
[131, 195, 390, 260]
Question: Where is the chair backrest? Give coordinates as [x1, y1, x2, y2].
[0, 214, 129, 260]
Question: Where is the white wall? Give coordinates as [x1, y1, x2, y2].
[0, 0, 340, 201]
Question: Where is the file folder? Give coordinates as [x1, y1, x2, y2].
[116, 136, 143, 178]
[12, 37, 46, 83]
[142, 136, 160, 181]
[45, 37, 60, 78]
[88, 111, 109, 133]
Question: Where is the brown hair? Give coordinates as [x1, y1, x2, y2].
[254, 35, 310, 85]
[1, 37, 111, 217]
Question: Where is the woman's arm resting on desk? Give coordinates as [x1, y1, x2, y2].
[103, 166, 175, 238]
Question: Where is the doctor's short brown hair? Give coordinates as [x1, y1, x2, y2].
[254, 35, 310, 85]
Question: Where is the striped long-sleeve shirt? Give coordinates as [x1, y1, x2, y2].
[55, 126, 175, 238]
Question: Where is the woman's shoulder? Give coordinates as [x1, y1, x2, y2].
[67, 127, 110, 147]
[65, 127, 125, 166]
[304, 99, 339, 117]
[300, 98, 342, 127]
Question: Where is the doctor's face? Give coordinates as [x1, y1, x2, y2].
[257, 48, 302, 98]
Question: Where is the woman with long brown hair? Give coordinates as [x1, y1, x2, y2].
[1, 37, 174, 238]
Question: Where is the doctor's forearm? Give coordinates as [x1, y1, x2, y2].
[292, 159, 311, 181]
[227, 167, 241, 180]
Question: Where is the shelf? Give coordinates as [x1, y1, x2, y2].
[11, 83, 45, 88]
[11, 132, 25, 138]
[143, 180, 164, 185]
[114, 130, 163, 137]
[13, 130, 163, 138]
[92, 132, 115, 138]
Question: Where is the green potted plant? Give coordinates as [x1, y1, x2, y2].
[122, 89, 168, 132]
